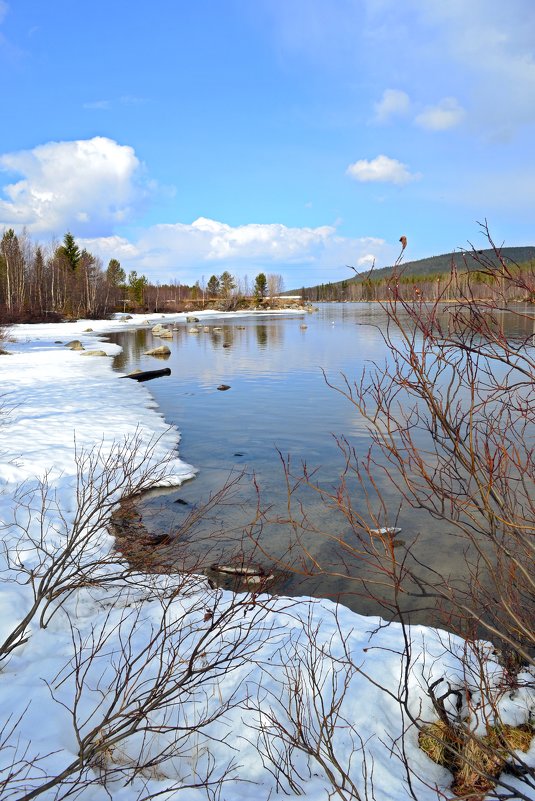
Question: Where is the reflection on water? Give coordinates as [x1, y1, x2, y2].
[108, 303, 535, 623]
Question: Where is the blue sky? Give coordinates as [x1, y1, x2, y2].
[0, 0, 534, 289]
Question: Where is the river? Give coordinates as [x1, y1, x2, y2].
[108, 302, 534, 622]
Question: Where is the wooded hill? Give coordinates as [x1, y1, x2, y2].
[288, 246, 535, 302]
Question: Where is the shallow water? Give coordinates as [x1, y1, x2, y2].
[108, 302, 533, 621]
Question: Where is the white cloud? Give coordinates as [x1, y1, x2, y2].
[373, 89, 410, 123]
[82, 219, 391, 287]
[370, 0, 535, 137]
[415, 97, 465, 131]
[0, 137, 147, 235]
[346, 155, 419, 185]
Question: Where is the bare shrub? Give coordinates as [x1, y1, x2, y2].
[247, 223, 535, 798]
[0, 430, 283, 800]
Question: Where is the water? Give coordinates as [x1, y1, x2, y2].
[108, 303, 533, 621]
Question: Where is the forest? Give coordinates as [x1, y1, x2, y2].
[296, 245, 535, 303]
[0, 229, 286, 322]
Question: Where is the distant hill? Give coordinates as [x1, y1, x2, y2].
[285, 246, 535, 296]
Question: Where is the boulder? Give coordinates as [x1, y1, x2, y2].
[65, 340, 84, 350]
[144, 345, 171, 356]
[217, 384, 231, 391]
[80, 350, 108, 357]
[186, 316, 200, 323]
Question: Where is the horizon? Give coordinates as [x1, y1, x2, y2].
[1, 1, 534, 289]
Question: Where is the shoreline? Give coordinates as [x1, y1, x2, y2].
[0, 312, 532, 801]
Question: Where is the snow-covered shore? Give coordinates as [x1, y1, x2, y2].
[0, 313, 533, 800]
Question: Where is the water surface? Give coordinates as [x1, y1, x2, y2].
[109, 303, 532, 621]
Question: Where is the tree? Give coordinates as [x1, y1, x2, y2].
[206, 274, 220, 297]
[128, 270, 148, 306]
[253, 272, 267, 301]
[60, 232, 81, 272]
[219, 271, 235, 299]
[106, 258, 126, 287]
[267, 273, 284, 299]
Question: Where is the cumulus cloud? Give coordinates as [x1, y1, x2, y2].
[415, 97, 465, 131]
[346, 155, 419, 185]
[0, 137, 146, 235]
[82, 218, 390, 287]
[373, 89, 410, 123]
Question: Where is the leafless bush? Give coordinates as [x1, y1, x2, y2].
[0, 429, 285, 800]
[247, 223, 535, 798]
[245, 607, 376, 800]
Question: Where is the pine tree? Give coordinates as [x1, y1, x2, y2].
[61, 232, 81, 271]
[254, 272, 267, 300]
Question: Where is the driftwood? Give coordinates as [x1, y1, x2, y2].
[123, 368, 171, 382]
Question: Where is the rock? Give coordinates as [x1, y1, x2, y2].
[151, 324, 166, 334]
[65, 340, 84, 350]
[210, 562, 266, 577]
[300, 324, 308, 329]
[203, 326, 210, 332]
[83, 328, 93, 332]
[144, 345, 171, 356]
[156, 329, 173, 338]
[188, 327, 200, 334]
[80, 350, 108, 357]
[217, 384, 231, 391]
[213, 327, 222, 331]
[174, 498, 188, 505]
[0, 349, 12, 355]
[223, 342, 231, 348]
[186, 316, 200, 323]
[370, 526, 402, 536]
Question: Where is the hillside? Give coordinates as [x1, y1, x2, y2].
[285, 245, 535, 296]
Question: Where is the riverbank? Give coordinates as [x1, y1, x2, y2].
[0, 314, 533, 800]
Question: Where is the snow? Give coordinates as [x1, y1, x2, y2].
[0, 313, 533, 800]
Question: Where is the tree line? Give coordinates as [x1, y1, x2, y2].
[0, 229, 286, 322]
[299, 259, 535, 303]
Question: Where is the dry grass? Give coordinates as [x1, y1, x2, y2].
[419, 720, 534, 800]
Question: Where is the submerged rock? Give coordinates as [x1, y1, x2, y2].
[217, 384, 231, 391]
[370, 526, 402, 536]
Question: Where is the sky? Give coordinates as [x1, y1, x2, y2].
[0, 0, 534, 289]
